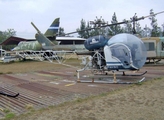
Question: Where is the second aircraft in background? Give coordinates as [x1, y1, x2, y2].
[12, 18, 86, 51]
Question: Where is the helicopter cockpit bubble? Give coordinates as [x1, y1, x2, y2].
[107, 33, 147, 69]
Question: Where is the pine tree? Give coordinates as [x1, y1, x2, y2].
[149, 9, 159, 37]
[141, 25, 151, 37]
[135, 22, 142, 36]
[58, 27, 65, 36]
[162, 23, 164, 37]
[76, 19, 88, 38]
[122, 19, 132, 33]
[108, 12, 122, 36]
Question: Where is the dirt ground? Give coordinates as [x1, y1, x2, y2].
[0, 60, 80, 74]
[0, 60, 164, 120]
[11, 77, 164, 120]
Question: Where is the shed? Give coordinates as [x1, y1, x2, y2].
[0, 36, 35, 45]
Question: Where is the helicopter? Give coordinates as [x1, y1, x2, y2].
[64, 11, 164, 83]
[74, 33, 147, 83]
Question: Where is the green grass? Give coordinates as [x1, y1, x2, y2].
[4, 113, 15, 119]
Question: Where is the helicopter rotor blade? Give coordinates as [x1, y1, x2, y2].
[65, 21, 129, 35]
[144, 10, 164, 18]
[65, 11, 164, 35]
[133, 10, 164, 22]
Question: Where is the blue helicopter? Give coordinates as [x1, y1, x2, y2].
[69, 14, 150, 75]
[74, 32, 147, 84]
[83, 33, 147, 72]
[65, 11, 164, 83]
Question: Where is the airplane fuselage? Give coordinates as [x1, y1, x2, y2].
[13, 37, 86, 51]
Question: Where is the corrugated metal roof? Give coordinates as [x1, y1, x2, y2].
[0, 36, 35, 45]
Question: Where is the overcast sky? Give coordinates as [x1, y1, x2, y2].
[0, 0, 164, 38]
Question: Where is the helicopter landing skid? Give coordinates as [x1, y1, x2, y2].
[77, 76, 145, 84]
[122, 71, 147, 76]
[113, 77, 145, 84]
[0, 92, 19, 98]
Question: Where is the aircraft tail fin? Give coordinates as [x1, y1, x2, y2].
[44, 18, 60, 37]
[31, 22, 58, 50]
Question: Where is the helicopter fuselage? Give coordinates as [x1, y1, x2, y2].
[83, 33, 147, 71]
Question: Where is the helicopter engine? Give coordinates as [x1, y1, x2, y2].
[84, 35, 108, 51]
[83, 35, 109, 70]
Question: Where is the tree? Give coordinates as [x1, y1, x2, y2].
[58, 27, 65, 36]
[76, 9, 164, 38]
[0, 29, 16, 43]
[122, 19, 133, 33]
[140, 25, 151, 37]
[162, 23, 164, 36]
[149, 9, 160, 37]
[85, 21, 92, 37]
[89, 17, 108, 36]
[77, 17, 109, 38]
[108, 12, 122, 36]
[76, 19, 89, 38]
[135, 22, 142, 36]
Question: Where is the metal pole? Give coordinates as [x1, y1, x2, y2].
[0, 45, 2, 57]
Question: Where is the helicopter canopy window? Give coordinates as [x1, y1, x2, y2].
[108, 33, 147, 69]
[111, 44, 131, 68]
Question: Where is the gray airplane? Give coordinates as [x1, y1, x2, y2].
[13, 18, 86, 51]
[12, 18, 60, 51]
[13, 18, 60, 51]
[31, 22, 86, 51]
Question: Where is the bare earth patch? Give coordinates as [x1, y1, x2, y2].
[0, 60, 80, 74]
[11, 78, 164, 120]
[0, 60, 164, 120]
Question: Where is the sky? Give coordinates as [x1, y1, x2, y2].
[0, 0, 164, 38]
